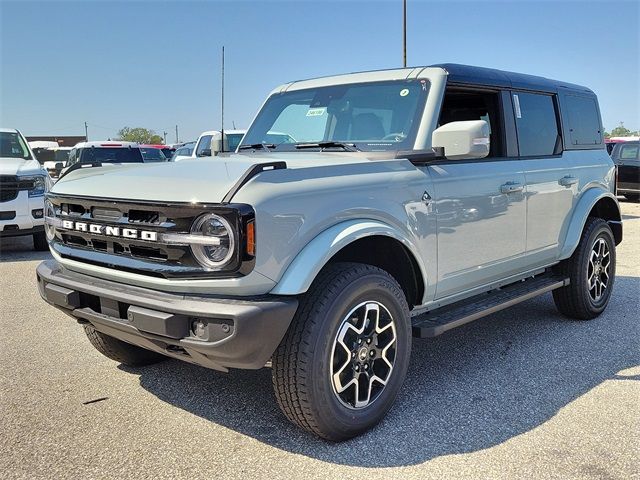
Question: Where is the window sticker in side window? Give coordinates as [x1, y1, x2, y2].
[513, 94, 522, 119]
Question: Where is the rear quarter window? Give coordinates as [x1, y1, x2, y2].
[564, 95, 603, 146]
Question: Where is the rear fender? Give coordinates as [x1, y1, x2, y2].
[559, 188, 621, 260]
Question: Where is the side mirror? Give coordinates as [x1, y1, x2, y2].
[432, 120, 490, 160]
[198, 148, 212, 157]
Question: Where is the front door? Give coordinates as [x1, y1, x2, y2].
[430, 88, 527, 300]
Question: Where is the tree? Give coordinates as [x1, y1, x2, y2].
[609, 122, 632, 138]
[116, 127, 164, 144]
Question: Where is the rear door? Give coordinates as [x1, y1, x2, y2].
[512, 91, 573, 265]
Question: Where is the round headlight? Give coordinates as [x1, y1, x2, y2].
[44, 200, 56, 241]
[190, 213, 235, 269]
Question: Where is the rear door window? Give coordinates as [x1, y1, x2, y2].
[512, 92, 559, 157]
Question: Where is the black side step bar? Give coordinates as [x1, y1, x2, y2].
[222, 161, 287, 203]
[412, 273, 570, 338]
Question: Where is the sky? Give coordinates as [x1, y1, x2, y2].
[1, 0, 638, 142]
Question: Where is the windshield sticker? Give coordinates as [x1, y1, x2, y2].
[306, 107, 326, 117]
[400, 88, 410, 97]
[513, 94, 522, 118]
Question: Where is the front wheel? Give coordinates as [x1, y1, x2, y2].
[553, 217, 616, 320]
[272, 262, 411, 441]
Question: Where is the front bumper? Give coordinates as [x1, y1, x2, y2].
[36, 260, 298, 371]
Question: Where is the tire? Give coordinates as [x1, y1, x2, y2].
[272, 262, 411, 441]
[553, 217, 616, 320]
[33, 231, 48, 251]
[83, 325, 166, 366]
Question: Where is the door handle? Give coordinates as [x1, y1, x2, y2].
[500, 182, 524, 194]
[559, 176, 578, 187]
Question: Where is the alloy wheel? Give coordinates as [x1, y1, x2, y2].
[330, 301, 397, 409]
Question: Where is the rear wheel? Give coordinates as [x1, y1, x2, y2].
[33, 231, 48, 251]
[272, 262, 411, 441]
[84, 325, 166, 366]
[553, 217, 616, 320]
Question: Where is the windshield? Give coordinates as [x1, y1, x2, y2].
[241, 80, 428, 152]
[78, 147, 144, 163]
[0, 132, 33, 160]
[140, 148, 168, 162]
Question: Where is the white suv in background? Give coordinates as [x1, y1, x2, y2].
[186, 129, 246, 159]
[0, 128, 50, 250]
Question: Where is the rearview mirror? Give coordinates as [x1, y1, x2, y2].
[432, 120, 490, 160]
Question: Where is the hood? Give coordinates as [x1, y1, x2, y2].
[0, 157, 45, 176]
[50, 152, 381, 203]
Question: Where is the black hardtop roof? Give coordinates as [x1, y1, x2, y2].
[430, 63, 594, 95]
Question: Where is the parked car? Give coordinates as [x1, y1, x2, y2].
[37, 64, 622, 441]
[171, 142, 195, 162]
[605, 136, 639, 155]
[59, 141, 145, 177]
[32, 146, 72, 178]
[611, 140, 639, 201]
[191, 129, 246, 158]
[1, 128, 50, 250]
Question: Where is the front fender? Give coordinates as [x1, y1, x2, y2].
[559, 188, 621, 260]
[270, 219, 426, 296]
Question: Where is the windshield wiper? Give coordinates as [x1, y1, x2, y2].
[238, 143, 276, 151]
[294, 141, 360, 152]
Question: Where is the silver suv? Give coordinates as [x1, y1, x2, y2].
[37, 64, 622, 440]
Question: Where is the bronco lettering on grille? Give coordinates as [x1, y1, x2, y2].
[60, 220, 157, 241]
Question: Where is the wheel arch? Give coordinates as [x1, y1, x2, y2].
[560, 189, 622, 260]
[270, 220, 427, 307]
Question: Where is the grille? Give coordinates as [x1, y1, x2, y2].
[47, 194, 249, 278]
[0, 176, 34, 203]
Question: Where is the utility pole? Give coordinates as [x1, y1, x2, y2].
[84, 121, 88, 141]
[221, 46, 225, 153]
[403, 0, 407, 67]
[175, 125, 179, 143]
[163, 131, 168, 144]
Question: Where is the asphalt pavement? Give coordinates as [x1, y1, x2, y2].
[1, 201, 638, 480]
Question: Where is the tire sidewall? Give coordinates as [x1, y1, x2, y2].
[306, 271, 411, 437]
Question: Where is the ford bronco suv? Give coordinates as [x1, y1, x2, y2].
[37, 64, 622, 441]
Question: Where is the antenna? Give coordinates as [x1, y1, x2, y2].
[221, 46, 225, 153]
[403, 0, 407, 67]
